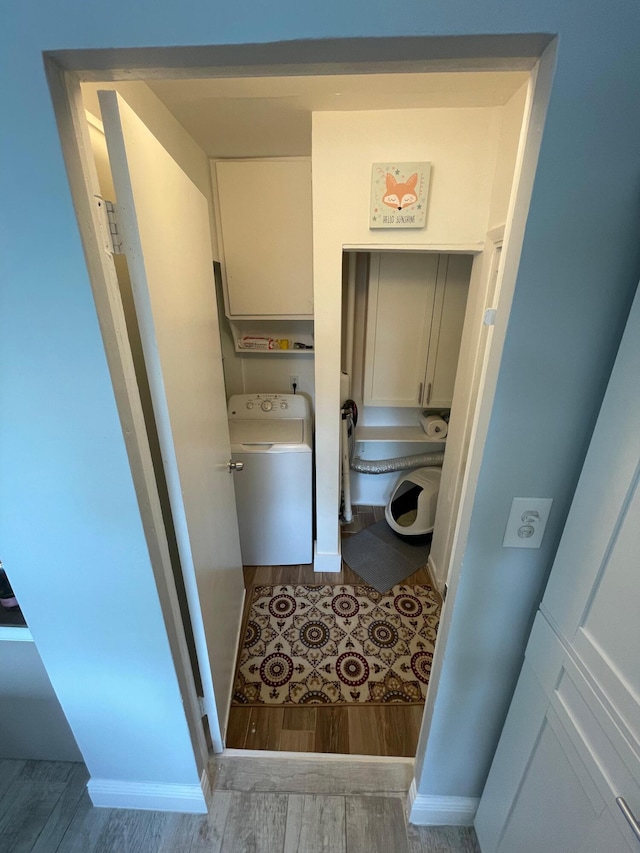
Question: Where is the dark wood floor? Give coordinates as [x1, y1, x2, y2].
[0, 757, 481, 852]
[226, 505, 440, 756]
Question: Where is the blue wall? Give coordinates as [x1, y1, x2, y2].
[2, 0, 639, 797]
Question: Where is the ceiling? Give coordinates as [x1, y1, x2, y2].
[83, 70, 528, 159]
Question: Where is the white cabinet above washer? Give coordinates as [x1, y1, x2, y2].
[213, 158, 314, 319]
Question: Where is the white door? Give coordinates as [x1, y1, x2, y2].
[99, 91, 245, 752]
[476, 281, 640, 850]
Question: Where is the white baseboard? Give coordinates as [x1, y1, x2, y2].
[313, 543, 342, 572]
[427, 554, 442, 591]
[407, 780, 478, 826]
[87, 774, 209, 813]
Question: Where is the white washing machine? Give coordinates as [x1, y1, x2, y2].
[228, 393, 313, 565]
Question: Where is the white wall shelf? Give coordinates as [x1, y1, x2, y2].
[356, 426, 446, 444]
[236, 347, 314, 355]
[229, 319, 314, 355]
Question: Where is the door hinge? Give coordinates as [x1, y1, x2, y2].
[198, 696, 206, 718]
[443, 582, 448, 601]
[95, 196, 123, 255]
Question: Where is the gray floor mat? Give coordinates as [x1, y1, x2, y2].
[342, 520, 431, 592]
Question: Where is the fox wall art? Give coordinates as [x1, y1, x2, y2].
[370, 162, 430, 229]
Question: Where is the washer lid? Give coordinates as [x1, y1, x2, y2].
[229, 418, 305, 446]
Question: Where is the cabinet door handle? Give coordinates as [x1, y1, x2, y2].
[617, 797, 640, 843]
[418, 382, 423, 403]
[426, 382, 432, 405]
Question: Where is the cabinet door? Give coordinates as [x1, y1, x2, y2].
[423, 254, 471, 408]
[363, 252, 438, 407]
[215, 159, 313, 318]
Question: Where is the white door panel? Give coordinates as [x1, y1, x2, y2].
[99, 91, 245, 751]
[572, 473, 640, 746]
[542, 283, 640, 640]
[477, 639, 639, 853]
[541, 282, 640, 749]
[477, 282, 640, 850]
[496, 713, 607, 853]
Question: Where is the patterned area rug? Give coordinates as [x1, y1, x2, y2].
[232, 583, 440, 706]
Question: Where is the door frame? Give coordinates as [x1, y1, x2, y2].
[44, 37, 557, 814]
[427, 224, 504, 594]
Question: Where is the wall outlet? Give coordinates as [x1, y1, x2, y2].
[289, 375, 299, 391]
[503, 497, 553, 548]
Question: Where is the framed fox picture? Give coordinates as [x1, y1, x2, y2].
[370, 162, 430, 229]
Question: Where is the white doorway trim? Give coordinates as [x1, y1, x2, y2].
[44, 37, 556, 815]
[428, 225, 504, 594]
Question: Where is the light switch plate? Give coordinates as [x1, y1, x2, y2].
[503, 497, 553, 548]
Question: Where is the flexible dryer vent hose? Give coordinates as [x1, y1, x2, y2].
[350, 452, 445, 475]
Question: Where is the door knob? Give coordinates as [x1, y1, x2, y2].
[228, 460, 244, 472]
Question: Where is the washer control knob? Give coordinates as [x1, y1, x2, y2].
[261, 400, 273, 412]
[246, 402, 254, 409]
[281, 402, 288, 409]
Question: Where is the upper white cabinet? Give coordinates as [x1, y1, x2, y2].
[364, 252, 471, 408]
[214, 158, 314, 319]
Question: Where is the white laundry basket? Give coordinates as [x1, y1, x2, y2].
[385, 467, 442, 537]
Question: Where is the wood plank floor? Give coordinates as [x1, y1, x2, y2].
[0, 757, 481, 852]
[227, 505, 441, 756]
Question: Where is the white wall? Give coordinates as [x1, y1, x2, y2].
[87, 120, 116, 197]
[313, 106, 502, 560]
[488, 83, 529, 231]
[240, 355, 315, 400]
